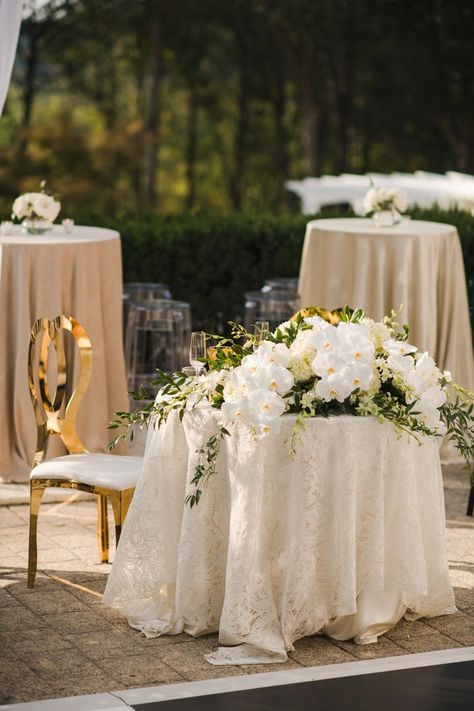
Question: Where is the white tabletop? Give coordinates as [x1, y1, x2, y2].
[0, 224, 119, 245]
[307, 217, 456, 236]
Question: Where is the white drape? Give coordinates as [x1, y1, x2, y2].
[0, 0, 23, 118]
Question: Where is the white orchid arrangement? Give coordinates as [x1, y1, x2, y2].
[110, 306, 474, 506]
[363, 186, 408, 215]
[12, 182, 61, 223]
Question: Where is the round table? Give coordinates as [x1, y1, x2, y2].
[0, 225, 128, 482]
[298, 218, 474, 393]
[103, 409, 455, 665]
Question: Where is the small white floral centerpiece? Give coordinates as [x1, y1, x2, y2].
[111, 307, 474, 507]
[12, 182, 61, 235]
[363, 185, 408, 226]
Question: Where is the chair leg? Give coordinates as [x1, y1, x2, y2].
[110, 488, 134, 549]
[28, 481, 47, 588]
[97, 495, 109, 563]
[467, 485, 474, 517]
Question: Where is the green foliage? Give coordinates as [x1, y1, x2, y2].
[1, 1, 473, 215]
[75, 207, 474, 333]
[185, 427, 230, 508]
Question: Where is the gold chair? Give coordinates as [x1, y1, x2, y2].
[27, 315, 143, 588]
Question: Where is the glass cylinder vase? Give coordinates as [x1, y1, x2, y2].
[21, 219, 53, 236]
[372, 209, 401, 227]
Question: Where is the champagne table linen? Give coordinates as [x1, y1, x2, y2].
[0, 226, 128, 482]
[298, 218, 474, 393]
[103, 409, 456, 665]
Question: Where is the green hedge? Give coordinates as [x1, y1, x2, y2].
[80, 208, 474, 332]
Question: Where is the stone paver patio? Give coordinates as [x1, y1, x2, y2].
[0, 464, 473, 705]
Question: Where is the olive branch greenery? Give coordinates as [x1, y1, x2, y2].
[185, 426, 230, 508]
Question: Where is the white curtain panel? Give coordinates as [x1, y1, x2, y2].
[0, 0, 23, 118]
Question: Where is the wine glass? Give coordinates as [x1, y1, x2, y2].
[253, 320, 270, 350]
[189, 331, 206, 375]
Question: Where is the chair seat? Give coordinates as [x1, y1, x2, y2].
[31, 453, 142, 490]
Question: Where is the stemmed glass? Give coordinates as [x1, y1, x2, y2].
[253, 320, 270, 350]
[189, 331, 206, 375]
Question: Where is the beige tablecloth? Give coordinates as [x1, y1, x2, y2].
[0, 225, 128, 482]
[103, 410, 455, 664]
[298, 218, 474, 392]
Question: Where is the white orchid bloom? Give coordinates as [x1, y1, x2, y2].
[307, 324, 339, 354]
[241, 352, 265, 374]
[304, 315, 332, 329]
[253, 341, 291, 368]
[404, 353, 443, 400]
[413, 399, 447, 436]
[383, 339, 418, 357]
[405, 370, 430, 400]
[386, 351, 416, 376]
[414, 352, 442, 386]
[337, 322, 375, 364]
[420, 384, 447, 410]
[311, 351, 346, 378]
[349, 363, 374, 391]
[255, 362, 294, 395]
[223, 367, 255, 401]
[314, 370, 354, 403]
[221, 396, 259, 427]
[247, 388, 286, 421]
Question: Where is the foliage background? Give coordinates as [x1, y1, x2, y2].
[1, 0, 473, 216]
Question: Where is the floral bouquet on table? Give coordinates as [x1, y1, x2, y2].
[363, 183, 408, 226]
[110, 307, 474, 506]
[12, 181, 61, 235]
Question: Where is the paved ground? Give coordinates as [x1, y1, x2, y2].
[0, 465, 473, 705]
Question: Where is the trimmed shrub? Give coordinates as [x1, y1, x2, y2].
[79, 208, 474, 332]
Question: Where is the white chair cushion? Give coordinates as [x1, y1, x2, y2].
[31, 453, 142, 490]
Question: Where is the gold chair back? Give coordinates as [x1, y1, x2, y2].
[28, 315, 93, 466]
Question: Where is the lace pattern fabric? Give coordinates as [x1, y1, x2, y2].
[102, 410, 456, 664]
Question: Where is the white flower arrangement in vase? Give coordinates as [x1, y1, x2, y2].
[12, 181, 61, 235]
[363, 184, 408, 226]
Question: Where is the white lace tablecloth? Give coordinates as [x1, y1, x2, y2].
[103, 410, 456, 664]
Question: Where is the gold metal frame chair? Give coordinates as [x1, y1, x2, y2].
[28, 315, 139, 588]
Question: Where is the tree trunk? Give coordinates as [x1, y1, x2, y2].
[336, 1, 356, 173]
[17, 25, 39, 158]
[272, 58, 291, 206]
[299, 69, 320, 176]
[143, 0, 161, 209]
[185, 84, 198, 210]
[229, 33, 250, 210]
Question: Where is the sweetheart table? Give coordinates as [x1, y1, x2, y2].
[0, 225, 128, 482]
[103, 408, 456, 664]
